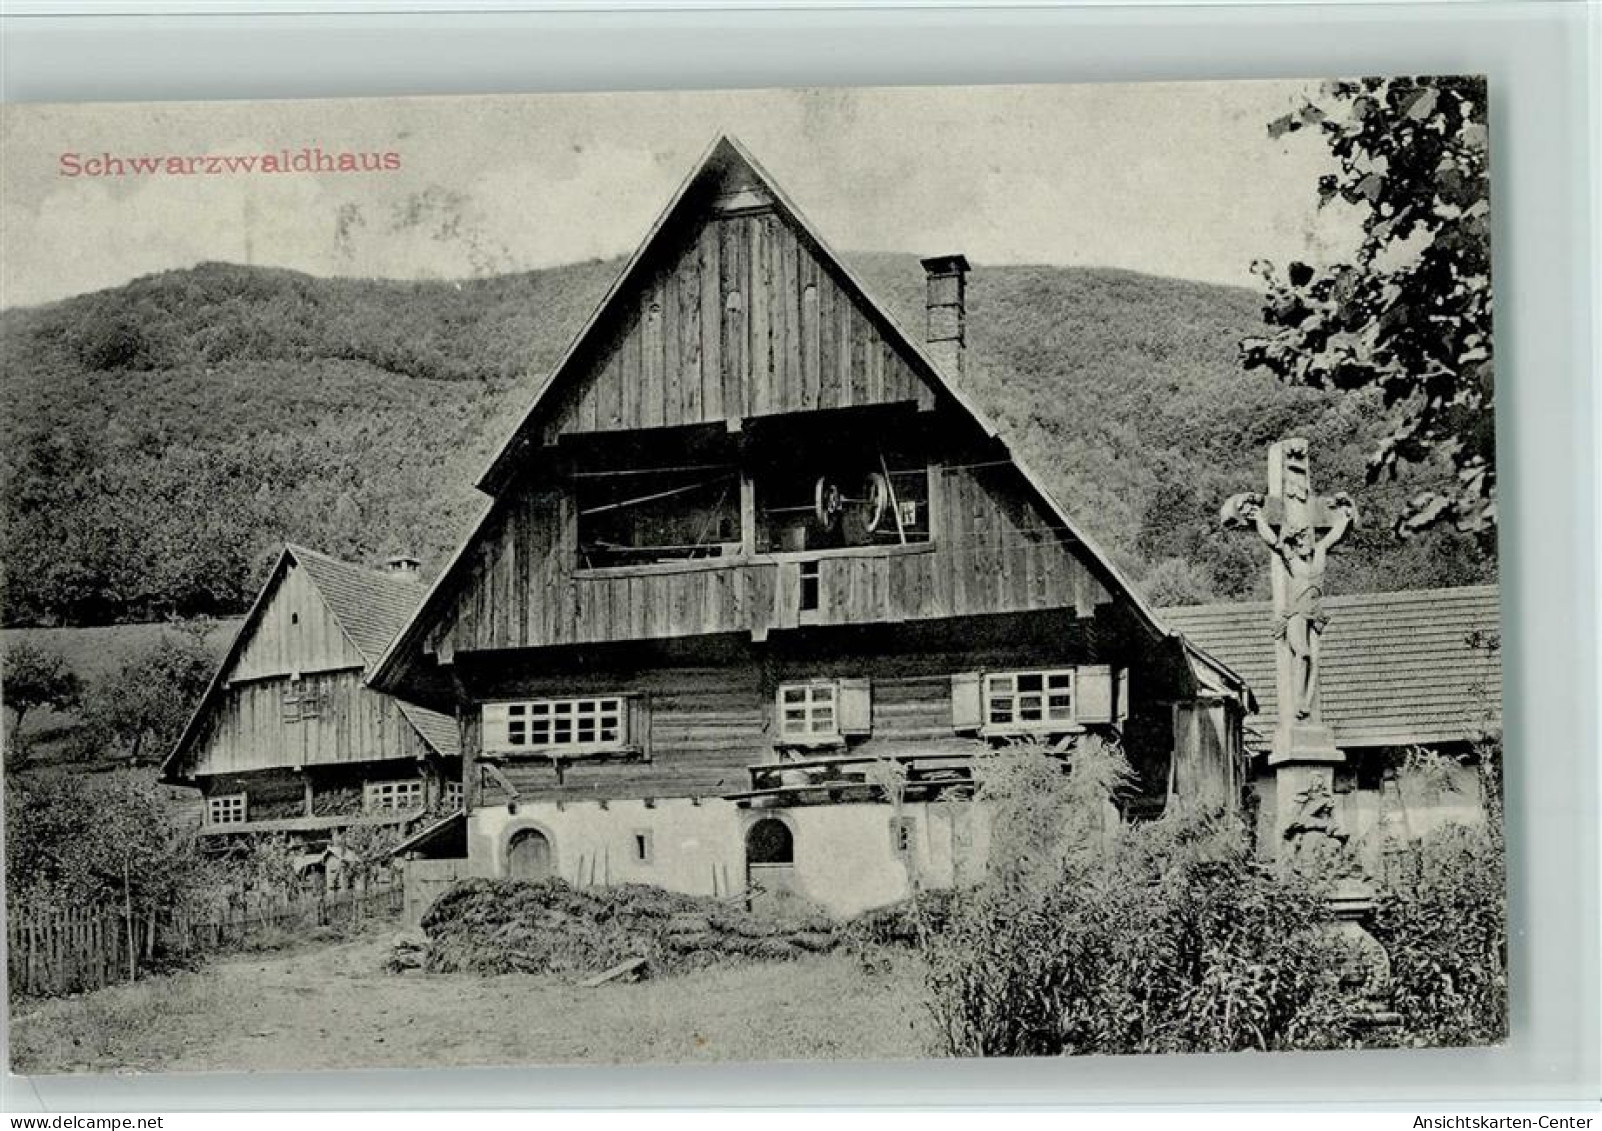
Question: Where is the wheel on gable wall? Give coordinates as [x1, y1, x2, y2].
[812, 472, 888, 532]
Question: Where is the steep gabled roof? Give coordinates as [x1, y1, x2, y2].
[162, 545, 459, 780]
[1160, 585, 1502, 749]
[372, 135, 1213, 696]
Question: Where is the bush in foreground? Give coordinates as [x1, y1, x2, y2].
[918, 743, 1354, 1057]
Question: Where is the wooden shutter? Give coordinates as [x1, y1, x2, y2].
[627, 695, 653, 758]
[1076, 665, 1116, 725]
[837, 678, 872, 736]
[951, 672, 983, 733]
[1116, 668, 1130, 721]
[481, 703, 510, 752]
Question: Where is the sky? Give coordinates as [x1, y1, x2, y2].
[0, 81, 1359, 310]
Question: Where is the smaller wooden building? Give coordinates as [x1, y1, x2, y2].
[162, 545, 460, 848]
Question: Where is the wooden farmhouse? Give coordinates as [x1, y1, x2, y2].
[163, 545, 461, 851]
[370, 136, 1256, 918]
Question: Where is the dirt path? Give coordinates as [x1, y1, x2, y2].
[10, 932, 934, 1075]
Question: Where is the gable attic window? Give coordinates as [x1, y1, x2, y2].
[483, 697, 635, 756]
[572, 426, 742, 570]
[776, 678, 871, 745]
[207, 793, 247, 826]
[364, 779, 425, 813]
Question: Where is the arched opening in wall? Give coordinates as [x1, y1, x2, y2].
[507, 828, 554, 881]
[745, 817, 798, 913]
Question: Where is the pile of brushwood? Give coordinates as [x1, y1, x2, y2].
[419, 878, 841, 977]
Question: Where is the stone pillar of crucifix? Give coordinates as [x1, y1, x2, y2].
[1221, 437, 1358, 855]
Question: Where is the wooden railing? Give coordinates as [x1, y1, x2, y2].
[6, 882, 404, 998]
[728, 750, 978, 806]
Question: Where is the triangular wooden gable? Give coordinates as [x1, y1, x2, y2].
[162, 546, 451, 780]
[230, 554, 367, 682]
[479, 136, 987, 492]
[373, 136, 1214, 699]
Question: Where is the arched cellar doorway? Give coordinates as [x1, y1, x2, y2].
[507, 828, 554, 881]
[745, 817, 799, 912]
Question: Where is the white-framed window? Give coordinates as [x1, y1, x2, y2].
[207, 793, 247, 826]
[777, 681, 839, 741]
[983, 669, 1076, 733]
[775, 678, 871, 744]
[484, 697, 627, 755]
[364, 779, 425, 813]
[442, 780, 463, 810]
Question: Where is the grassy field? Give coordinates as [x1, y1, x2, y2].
[8, 930, 936, 1075]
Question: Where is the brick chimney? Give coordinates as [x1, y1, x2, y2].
[382, 555, 420, 578]
[919, 254, 970, 380]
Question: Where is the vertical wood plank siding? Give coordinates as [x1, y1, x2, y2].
[540, 213, 925, 442]
[192, 669, 434, 776]
[432, 462, 1112, 656]
[232, 562, 366, 680]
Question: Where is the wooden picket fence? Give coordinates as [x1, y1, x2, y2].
[6, 882, 404, 998]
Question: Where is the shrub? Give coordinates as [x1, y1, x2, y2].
[918, 741, 1354, 1056]
[1366, 737, 1507, 1047]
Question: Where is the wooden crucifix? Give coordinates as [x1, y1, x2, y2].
[1221, 437, 1357, 757]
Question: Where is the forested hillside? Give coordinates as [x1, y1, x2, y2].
[0, 257, 1495, 627]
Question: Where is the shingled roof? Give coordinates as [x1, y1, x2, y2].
[288, 545, 428, 664]
[284, 546, 462, 758]
[1160, 585, 1501, 750]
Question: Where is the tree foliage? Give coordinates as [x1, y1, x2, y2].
[4, 771, 214, 917]
[73, 622, 218, 766]
[1242, 76, 1494, 537]
[3, 642, 83, 766]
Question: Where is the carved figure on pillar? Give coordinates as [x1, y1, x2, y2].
[1233, 489, 1355, 721]
[1220, 437, 1357, 749]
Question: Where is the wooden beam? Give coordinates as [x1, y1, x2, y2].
[739, 472, 757, 558]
